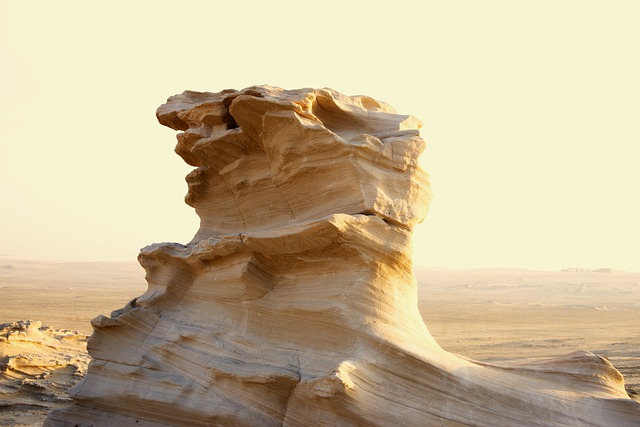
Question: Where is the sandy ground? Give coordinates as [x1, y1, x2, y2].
[0, 261, 145, 427]
[1, 261, 638, 426]
[416, 267, 640, 399]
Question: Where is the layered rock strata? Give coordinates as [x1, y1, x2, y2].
[46, 86, 640, 426]
[1, 320, 88, 422]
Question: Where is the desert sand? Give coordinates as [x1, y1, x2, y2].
[0, 261, 145, 427]
[2, 263, 638, 426]
[416, 267, 639, 400]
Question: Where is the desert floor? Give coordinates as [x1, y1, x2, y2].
[1, 261, 638, 426]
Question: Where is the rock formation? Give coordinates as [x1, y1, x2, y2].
[46, 86, 640, 426]
[1, 321, 88, 425]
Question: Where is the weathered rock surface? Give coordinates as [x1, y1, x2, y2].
[0, 321, 88, 426]
[46, 86, 640, 426]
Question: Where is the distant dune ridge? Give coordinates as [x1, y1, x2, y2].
[39, 86, 640, 426]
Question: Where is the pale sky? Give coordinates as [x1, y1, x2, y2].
[1, 1, 639, 271]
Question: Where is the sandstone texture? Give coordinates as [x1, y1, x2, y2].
[45, 86, 640, 426]
[0, 321, 88, 426]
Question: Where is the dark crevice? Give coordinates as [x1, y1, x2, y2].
[222, 91, 264, 130]
[219, 97, 239, 129]
[382, 218, 396, 227]
[223, 112, 238, 130]
[359, 210, 409, 230]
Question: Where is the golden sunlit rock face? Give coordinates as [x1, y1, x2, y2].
[45, 86, 639, 426]
[1, 321, 89, 413]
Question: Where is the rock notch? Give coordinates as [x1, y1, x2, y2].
[45, 86, 640, 426]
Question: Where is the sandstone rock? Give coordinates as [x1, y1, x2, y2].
[0, 320, 88, 425]
[45, 86, 640, 426]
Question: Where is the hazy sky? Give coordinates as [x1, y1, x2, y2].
[1, 1, 639, 271]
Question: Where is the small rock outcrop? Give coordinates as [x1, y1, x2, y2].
[46, 86, 640, 426]
[0, 321, 88, 424]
